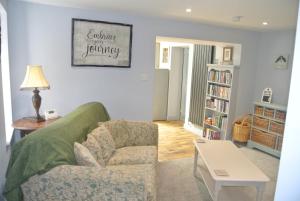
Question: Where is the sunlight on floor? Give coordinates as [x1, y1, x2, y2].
[155, 120, 199, 162]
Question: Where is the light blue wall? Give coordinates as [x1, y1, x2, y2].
[0, 0, 6, 9]
[3, 0, 297, 200]
[8, 0, 260, 122]
[253, 30, 295, 106]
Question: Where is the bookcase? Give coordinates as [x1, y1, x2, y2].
[247, 102, 287, 157]
[203, 64, 239, 140]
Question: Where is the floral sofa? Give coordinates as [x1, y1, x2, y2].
[4, 102, 158, 201]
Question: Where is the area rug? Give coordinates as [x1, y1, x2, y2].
[157, 147, 279, 201]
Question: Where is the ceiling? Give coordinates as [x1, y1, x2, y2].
[18, 0, 299, 31]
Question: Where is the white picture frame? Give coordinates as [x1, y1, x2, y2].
[159, 43, 171, 69]
[223, 47, 233, 63]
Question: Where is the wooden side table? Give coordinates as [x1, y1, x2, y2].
[12, 117, 60, 137]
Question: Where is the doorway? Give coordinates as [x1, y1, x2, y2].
[153, 43, 191, 122]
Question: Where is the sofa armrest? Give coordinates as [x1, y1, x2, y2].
[126, 121, 158, 147]
[21, 164, 156, 201]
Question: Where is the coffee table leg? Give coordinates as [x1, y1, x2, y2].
[256, 184, 265, 201]
[193, 147, 198, 176]
[214, 183, 221, 201]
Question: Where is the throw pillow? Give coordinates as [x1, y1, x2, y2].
[82, 134, 105, 167]
[74, 142, 101, 168]
[98, 120, 130, 148]
[91, 125, 116, 163]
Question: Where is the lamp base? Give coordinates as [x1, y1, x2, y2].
[32, 88, 44, 122]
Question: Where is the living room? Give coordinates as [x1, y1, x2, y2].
[1, 0, 300, 201]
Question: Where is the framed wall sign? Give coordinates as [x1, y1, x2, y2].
[274, 55, 289, 69]
[223, 47, 233, 63]
[261, 88, 272, 103]
[72, 18, 133, 67]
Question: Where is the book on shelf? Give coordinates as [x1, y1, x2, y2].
[206, 98, 229, 113]
[204, 115, 228, 130]
[207, 84, 231, 99]
[203, 128, 221, 140]
[208, 69, 232, 85]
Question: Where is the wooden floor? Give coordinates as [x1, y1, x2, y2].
[155, 120, 199, 162]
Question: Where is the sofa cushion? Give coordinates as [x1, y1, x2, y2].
[108, 146, 157, 166]
[21, 164, 156, 201]
[74, 142, 101, 168]
[98, 120, 130, 148]
[82, 135, 105, 166]
[91, 126, 116, 163]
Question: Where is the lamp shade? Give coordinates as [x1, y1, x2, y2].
[20, 65, 50, 90]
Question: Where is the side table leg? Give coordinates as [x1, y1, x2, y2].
[193, 147, 198, 176]
[256, 184, 265, 201]
[20, 130, 26, 138]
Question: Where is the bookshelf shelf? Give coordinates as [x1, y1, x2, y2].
[206, 94, 229, 101]
[247, 102, 287, 157]
[204, 122, 222, 131]
[203, 64, 239, 140]
[207, 81, 231, 87]
[205, 107, 228, 115]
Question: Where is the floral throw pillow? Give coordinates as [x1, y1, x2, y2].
[82, 135, 105, 167]
[74, 142, 101, 168]
[98, 120, 130, 148]
[91, 125, 116, 164]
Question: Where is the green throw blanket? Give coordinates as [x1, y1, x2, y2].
[4, 102, 110, 201]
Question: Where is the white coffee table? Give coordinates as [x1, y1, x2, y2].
[193, 140, 269, 201]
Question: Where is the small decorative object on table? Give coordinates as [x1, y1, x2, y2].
[45, 109, 59, 120]
[20, 65, 50, 122]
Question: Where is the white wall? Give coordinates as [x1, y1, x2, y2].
[275, 4, 300, 200]
[180, 48, 189, 120]
[152, 69, 168, 120]
[167, 47, 184, 120]
[0, 0, 10, 200]
[155, 43, 160, 69]
[253, 30, 295, 105]
[8, 0, 261, 122]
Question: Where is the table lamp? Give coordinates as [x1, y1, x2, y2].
[20, 65, 50, 122]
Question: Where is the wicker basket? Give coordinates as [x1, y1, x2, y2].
[251, 128, 276, 148]
[277, 137, 283, 151]
[264, 108, 275, 118]
[270, 121, 285, 135]
[255, 106, 264, 116]
[253, 116, 269, 130]
[275, 110, 286, 121]
[232, 115, 251, 142]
